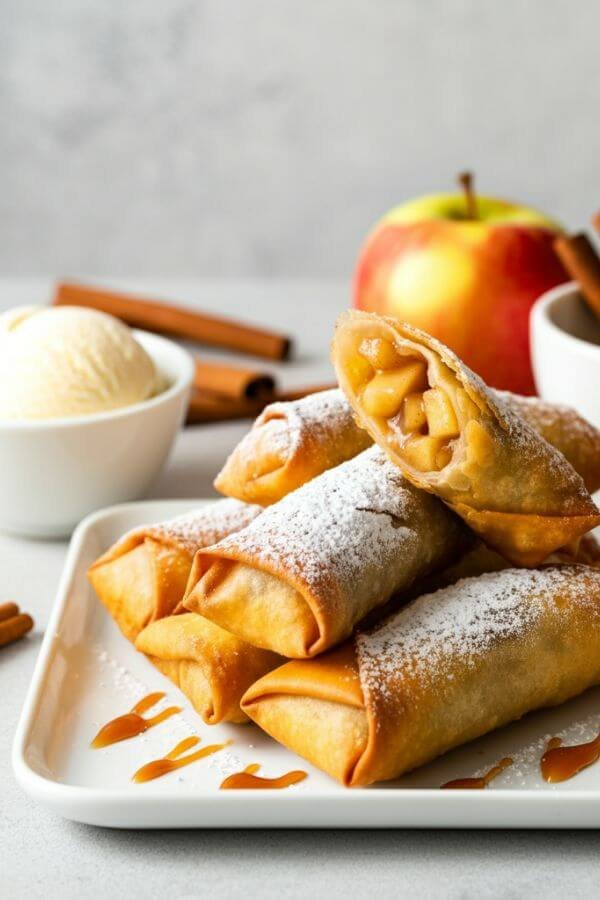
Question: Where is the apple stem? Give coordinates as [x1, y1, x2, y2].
[458, 171, 479, 220]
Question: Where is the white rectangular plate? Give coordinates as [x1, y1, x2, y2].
[13, 499, 600, 828]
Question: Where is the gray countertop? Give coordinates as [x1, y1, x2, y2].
[2, 280, 599, 899]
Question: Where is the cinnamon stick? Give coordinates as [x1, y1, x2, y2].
[553, 233, 600, 318]
[276, 382, 338, 402]
[0, 602, 19, 623]
[187, 389, 265, 424]
[592, 212, 600, 236]
[194, 359, 275, 401]
[186, 381, 338, 425]
[0, 612, 33, 648]
[53, 282, 292, 361]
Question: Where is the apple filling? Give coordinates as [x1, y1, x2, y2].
[353, 337, 473, 474]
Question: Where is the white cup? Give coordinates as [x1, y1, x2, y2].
[0, 330, 193, 537]
[531, 282, 600, 428]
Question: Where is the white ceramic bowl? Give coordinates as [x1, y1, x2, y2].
[0, 330, 193, 538]
[531, 282, 600, 428]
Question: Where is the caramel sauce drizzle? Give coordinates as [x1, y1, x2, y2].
[541, 733, 600, 783]
[133, 736, 233, 783]
[220, 763, 307, 790]
[91, 692, 182, 749]
[441, 757, 513, 790]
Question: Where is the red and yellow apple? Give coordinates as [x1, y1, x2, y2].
[353, 181, 568, 395]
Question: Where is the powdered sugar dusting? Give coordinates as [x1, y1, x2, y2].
[503, 711, 600, 789]
[263, 388, 354, 443]
[206, 447, 462, 620]
[474, 384, 595, 513]
[244, 388, 369, 467]
[357, 566, 600, 702]
[92, 642, 194, 743]
[496, 390, 600, 477]
[144, 498, 262, 555]
[496, 389, 600, 440]
[93, 643, 150, 702]
[222, 415, 293, 469]
[495, 390, 576, 419]
[208, 749, 245, 777]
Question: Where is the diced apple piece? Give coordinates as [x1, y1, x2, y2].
[422, 388, 459, 438]
[358, 338, 400, 370]
[455, 387, 480, 421]
[346, 354, 374, 389]
[435, 444, 453, 469]
[403, 435, 446, 471]
[465, 419, 495, 467]
[402, 392, 427, 432]
[362, 362, 428, 419]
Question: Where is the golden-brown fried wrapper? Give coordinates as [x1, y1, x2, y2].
[242, 565, 600, 786]
[495, 391, 600, 495]
[135, 613, 281, 724]
[214, 389, 371, 504]
[185, 448, 467, 658]
[215, 387, 600, 505]
[332, 311, 600, 565]
[88, 499, 262, 641]
[421, 531, 600, 593]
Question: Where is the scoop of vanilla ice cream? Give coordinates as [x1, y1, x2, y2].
[0, 305, 160, 420]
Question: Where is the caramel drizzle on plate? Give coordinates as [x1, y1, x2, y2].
[90, 692, 182, 749]
[133, 736, 233, 783]
[220, 763, 307, 790]
[541, 733, 600, 783]
[441, 757, 513, 790]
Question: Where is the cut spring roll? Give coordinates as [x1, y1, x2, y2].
[184, 447, 467, 658]
[135, 613, 281, 724]
[88, 499, 262, 641]
[332, 311, 600, 565]
[214, 389, 372, 504]
[215, 388, 600, 506]
[242, 565, 600, 786]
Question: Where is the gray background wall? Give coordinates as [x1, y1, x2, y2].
[1, 0, 597, 278]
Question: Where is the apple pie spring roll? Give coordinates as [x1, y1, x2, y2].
[417, 531, 600, 596]
[242, 565, 600, 786]
[184, 447, 467, 658]
[215, 388, 600, 506]
[332, 311, 600, 566]
[88, 499, 262, 641]
[135, 613, 281, 724]
[214, 389, 372, 505]
[494, 391, 600, 494]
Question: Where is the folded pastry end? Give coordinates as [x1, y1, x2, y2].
[186, 555, 321, 658]
[214, 389, 372, 505]
[242, 644, 369, 785]
[88, 537, 190, 642]
[88, 499, 263, 642]
[135, 613, 281, 725]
